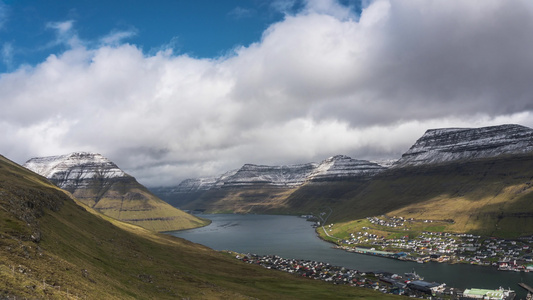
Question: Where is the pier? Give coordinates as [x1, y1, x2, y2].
[518, 282, 533, 300]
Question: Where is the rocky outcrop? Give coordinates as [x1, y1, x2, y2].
[220, 163, 317, 188]
[308, 155, 387, 181]
[394, 124, 533, 168]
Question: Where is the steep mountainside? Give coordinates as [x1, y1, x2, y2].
[317, 124, 533, 237]
[308, 155, 387, 181]
[24, 152, 208, 232]
[221, 163, 317, 187]
[0, 154, 391, 299]
[325, 153, 533, 237]
[394, 124, 533, 167]
[152, 155, 386, 212]
[219, 155, 386, 188]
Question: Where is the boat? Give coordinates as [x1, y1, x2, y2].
[404, 269, 424, 281]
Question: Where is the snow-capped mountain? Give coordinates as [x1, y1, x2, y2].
[24, 152, 127, 191]
[175, 177, 219, 192]
[394, 124, 533, 167]
[162, 155, 386, 194]
[150, 155, 388, 211]
[23, 152, 205, 232]
[221, 163, 318, 187]
[308, 155, 386, 181]
[168, 169, 239, 192]
[223, 155, 386, 187]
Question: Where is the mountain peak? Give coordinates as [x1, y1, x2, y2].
[24, 152, 127, 189]
[394, 124, 533, 167]
[23, 152, 207, 232]
[309, 155, 386, 181]
[324, 154, 351, 162]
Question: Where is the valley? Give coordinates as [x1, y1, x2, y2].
[2, 123, 533, 298]
[152, 124, 533, 239]
[0, 154, 394, 299]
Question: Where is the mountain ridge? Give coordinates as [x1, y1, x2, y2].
[394, 124, 533, 167]
[152, 155, 387, 210]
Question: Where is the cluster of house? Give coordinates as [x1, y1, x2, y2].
[337, 217, 533, 272]
[367, 216, 407, 228]
[234, 253, 516, 299]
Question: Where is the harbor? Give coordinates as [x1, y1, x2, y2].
[236, 253, 517, 299]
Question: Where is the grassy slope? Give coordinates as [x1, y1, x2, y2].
[68, 176, 209, 232]
[183, 186, 298, 214]
[0, 155, 395, 299]
[327, 154, 533, 238]
[283, 180, 371, 215]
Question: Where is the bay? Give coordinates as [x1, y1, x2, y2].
[169, 214, 532, 298]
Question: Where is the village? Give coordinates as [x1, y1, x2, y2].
[328, 215, 533, 272]
[234, 253, 517, 299]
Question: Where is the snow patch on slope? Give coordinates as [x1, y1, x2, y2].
[168, 155, 387, 192]
[308, 155, 386, 181]
[24, 152, 127, 189]
[394, 124, 533, 167]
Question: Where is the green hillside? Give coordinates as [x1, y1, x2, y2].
[0, 154, 395, 299]
[318, 154, 533, 238]
[69, 175, 209, 232]
[182, 186, 298, 214]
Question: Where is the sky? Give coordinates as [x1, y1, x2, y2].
[1, 0, 533, 187]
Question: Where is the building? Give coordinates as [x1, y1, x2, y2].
[462, 287, 515, 300]
[407, 280, 445, 294]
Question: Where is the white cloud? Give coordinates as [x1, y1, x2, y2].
[270, 0, 299, 14]
[1, 0, 533, 186]
[0, 1, 8, 29]
[302, 0, 358, 20]
[100, 29, 138, 46]
[2, 42, 12, 68]
[45, 20, 83, 49]
[228, 6, 256, 19]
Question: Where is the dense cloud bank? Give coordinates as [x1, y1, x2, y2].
[2, 0, 533, 186]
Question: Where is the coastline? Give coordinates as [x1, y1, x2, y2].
[315, 225, 533, 273]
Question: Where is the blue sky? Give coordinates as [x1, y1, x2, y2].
[1, 0, 279, 71]
[1, 0, 533, 186]
[0, 0, 361, 72]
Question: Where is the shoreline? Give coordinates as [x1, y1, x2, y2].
[315, 227, 533, 273]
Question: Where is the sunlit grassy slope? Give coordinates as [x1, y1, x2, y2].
[65, 174, 209, 232]
[184, 186, 298, 214]
[322, 154, 533, 238]
[0, 154, 396, 299]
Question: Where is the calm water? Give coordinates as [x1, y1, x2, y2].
[169, 214, 532, 298]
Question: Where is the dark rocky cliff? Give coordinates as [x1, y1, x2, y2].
[394, 124, 533, 167]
